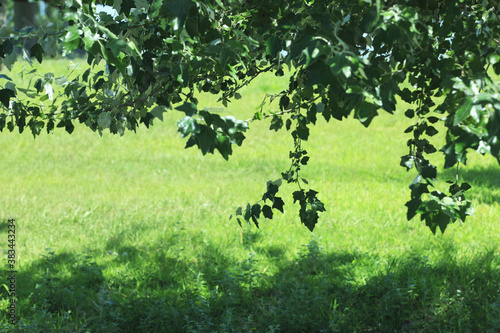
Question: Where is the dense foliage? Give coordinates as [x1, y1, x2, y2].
[1, 0, 499, 233]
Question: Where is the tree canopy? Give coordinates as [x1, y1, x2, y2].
[1, 0, 499, 233]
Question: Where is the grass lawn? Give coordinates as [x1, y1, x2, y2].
[1, 58, 500, 332]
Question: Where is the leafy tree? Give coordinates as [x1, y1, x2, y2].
[1, 0, 499, 233]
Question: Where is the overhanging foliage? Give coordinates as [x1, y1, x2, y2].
[1, 0, 499, 233]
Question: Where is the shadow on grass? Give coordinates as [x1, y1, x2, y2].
[3, 237, 500, 332]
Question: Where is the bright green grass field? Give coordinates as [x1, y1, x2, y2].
[1, 59, 500, 332]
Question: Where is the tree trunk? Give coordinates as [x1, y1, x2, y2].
[13, 0, 38, 30]
[13, 0, 39, 50]
[0, 0, 6, 28]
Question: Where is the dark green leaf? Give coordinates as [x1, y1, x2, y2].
[251, 203, 261, 219]
[270, 115, 283, 131]
[279, 95, 290, 111]
[428, 116, 439, 123]
[185, 5, 199, 37]
[404, 125, 414, 133]
[405, 109, 415, 118]
[0, 89, 15, 108]
[420, 164, 437, 181]
[150, 105, 166, 121]
[107, 39, 128, 57]
[175, 102, 197, 116]
[306, 60, 333, 87]
[293, 190, 305, 203]
[266, 35, 282, 58]
[29, 43, 44, 64]
[296, 124, 309, 140]
[449, 183, 461, 195]
[163, 0, 194, 31]
[424, 211, 451, 235]
[460, 182, 471, 192]
[272, 196, 285, 213]
[34, 79, 43, 94]
[65, 121, 75, 134]
[355, 101, 378, 127]
[262, 205, 273, 219]
[197, 125, 216, 155]
[215, 132, 232, 160]
[405, 198, 421, 220]
[400, 155, 414, 170]
[0, 39, 13, 57]
[425, 126, 439, 136]
[140, 113, 155, 128]
[454, 98, 473, 126]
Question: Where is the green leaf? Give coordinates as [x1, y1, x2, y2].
[425, 126, 438, 136]
[295, 124, 309, 140]
[420, 164, 437, 181]
[454, 98, 473, 126]
[428, 116, 439, 123]
[293, 190, 305, 204]
[400, 155, 414, 170]
[306, 60, 333, 87]
[65, 121, 75, 134]
[107, 39, 128, 57]
[272, 196, 285, 213]
[63, 25, 81, 55]
[197, 125, 216, 155]
[215, 132, 232, 160]
[460, 182, 471, 192]
[29, 43, 44, 64]
[149, 0, 163, 16]
[270, 115, 283, 131]
[251, 204, 261, 219]
[330, 53, 350, 76]
[44, 83, 54, 101]
[65, 25, 80, 42]
[263, 179, 281, 201]
[235, 206, 242, 216]
[185, 5, 199, 37]
[279, 95, 290, 111]
[262, 205, 273, 219]
[0, 89, 15, 108]
[98, 112, 112, 130]
[150, 105, 166, 121]
[265, 35, 282, 58]
[355, 101, 378, 127]
[163, 0, 194, 31]
[405, 109, 415, 118]
[5, 81, 15, 92]
[175, 102, 197, 116]
[307, 104, 317, 125]
[424, 211, 451, 235]
[0, 38, 13, 58]
[82, 27, 98, 51]
[176, 116, 199, 138]
[405, 198, 421, 220]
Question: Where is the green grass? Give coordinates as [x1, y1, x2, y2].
[1, 58, 500, 332]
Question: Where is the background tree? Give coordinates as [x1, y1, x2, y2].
[13, 0, 39, 30]
[0, 0, 499, 233]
